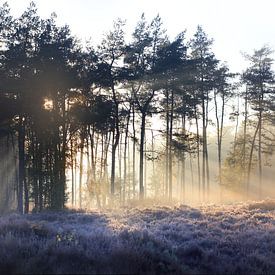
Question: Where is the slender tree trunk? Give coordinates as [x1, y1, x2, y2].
[102, 132, 110, 207]
[247, 120, 260, 189]
[258, 96, 263, 199]
[110, 83, 120, 200]
[195, 108, 201, 201]
[168, 90, 174, 201]
[79, 138, 84, 209]
[205, 92, 210, 199]
[127, 131, 131, 201]
[243, 87, 248, 197]
[144, 135, 147, 198]
[202, 99, 206, 201]
[123, 109, 130, 204]
[165, 90, 169, 198]
[94, 133, 99, 180]
[110, 103, 120, 199]
[189, 151, 194, 201]
[32, 134, 39, 211]
[89, 126, 95, 181]
[110, 130, 116, 196]
[104, 132, 111, 206]
[38, 142, 43, 211]
[74, 150, 77, 206]
[139, 112, 146, 199]
[60, 95, 67, 209]
[177, 157, 181, 201]
[233, 96, 240, 153]
[118, 137, 122, 201]
[181, 114, 186, 202]
[214, 91, 221, 185]
[181, 157, 185, 202]
[53, 139, 59, 209]
[18, 116, 25, 214]
[100, 133, 104, 181]
[45, 149, 50, 207]
[214, 90, 226, 198]
[71, 139, 75, 207]
[219, 92, 225, 201]
[132, 106, 136, 198]
[151, 130, 156, 198]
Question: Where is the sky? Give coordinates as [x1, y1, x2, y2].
[2, 0, 275, 72]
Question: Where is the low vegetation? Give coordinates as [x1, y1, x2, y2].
[0, 200, 274, 274]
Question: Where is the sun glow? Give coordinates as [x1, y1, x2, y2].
[43, 98, 53, 110]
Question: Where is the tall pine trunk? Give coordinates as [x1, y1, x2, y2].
[165, 90, 169, 198]
[202, 99, 206, 201]
[258, 93, 263, 199]
[195, 108, 201, 201]
[70, 139, 75, 206]
[79, 138, 84, 208]
[139, 112, 146, 199]
[132, 106, 136, 198]
[168, 90, 174, 201]
[18, 116, 25, 214]
[123, 108, 131, 203]
[247, 120, 260, 189]
[243, 87, 248, 197]
[110, 100, 120, 199]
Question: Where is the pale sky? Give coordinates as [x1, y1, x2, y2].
[2, 0, 275, 72]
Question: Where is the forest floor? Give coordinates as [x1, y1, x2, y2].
[0, 200, 274, 274]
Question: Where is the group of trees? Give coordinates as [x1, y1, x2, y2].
[0, 2, 274, 213]
[222, 47, 275, 197]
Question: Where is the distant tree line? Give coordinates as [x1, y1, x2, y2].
[0, 2, 274, 213]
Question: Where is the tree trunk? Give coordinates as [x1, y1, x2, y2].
[202, 99, 206, 201]
[18, 116, 25, 214]
[214, 91, 221, 185]
[233, 96, 240, 153]
[118, 138, 122, 200]
[168, 90, 174, 201]
[181, 114, 186, 202]
[243, 87, 248, 197]
[151, 130, 156, 198]
[139, 112, 146, 199]
[79, 138, 84, 208]
[110, 103, 120, 199]
[38, 142, 43, 211]
[144, 135, 147, 198]
[132, 106, 136, 198]
[205, 92, 210, 199]
[258, 95, 263, 199]
[214, 90, 226, 192]
[247, 120, 260, 190]
[195, 108, 201, 201]
[110, 130, 116, 197]
[123, 108, 131, 204]
[165, 90, 169, 198]
[71, 139, 75, 206]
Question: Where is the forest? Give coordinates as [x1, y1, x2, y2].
[1, 2, 275, 214]
[0, 1, 275, 274]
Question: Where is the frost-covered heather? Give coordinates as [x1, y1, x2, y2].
[0, 200, 274, 274]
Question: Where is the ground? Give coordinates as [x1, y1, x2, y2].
[0, 200, 274, 274]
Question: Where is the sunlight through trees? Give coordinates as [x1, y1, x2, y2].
[0, 2, 275, 213]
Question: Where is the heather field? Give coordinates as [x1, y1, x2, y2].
[0, 200, 275, 274]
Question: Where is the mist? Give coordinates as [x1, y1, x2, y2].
[0, 2, 275, 274]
